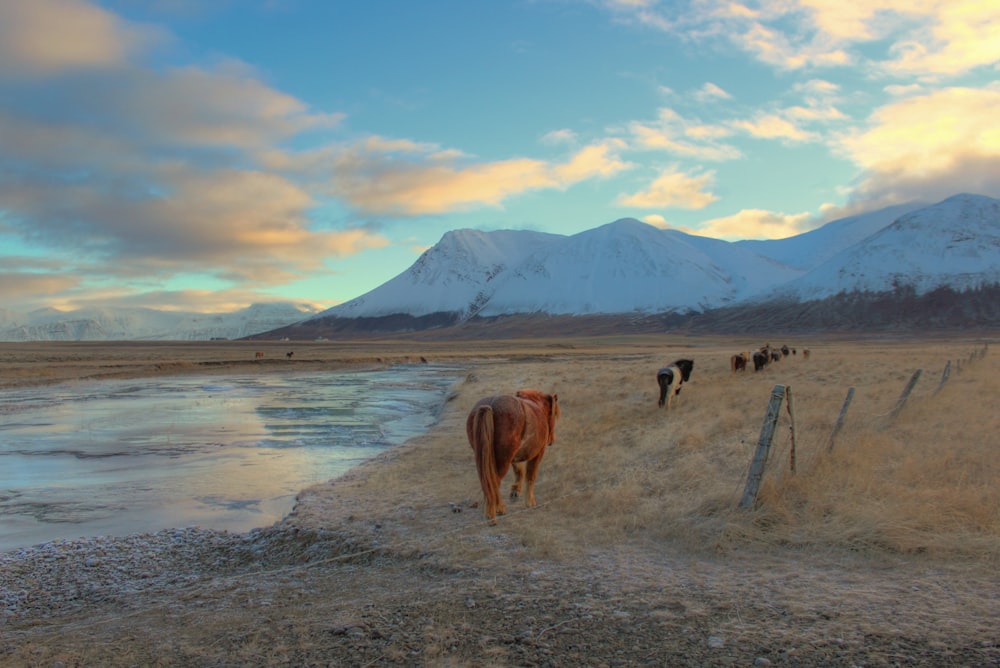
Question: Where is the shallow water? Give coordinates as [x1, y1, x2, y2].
[0, 365, 460, 551]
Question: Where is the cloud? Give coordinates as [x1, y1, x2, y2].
[627, 108, 742, 161]
[695, 82, 732, 101]
[836, 86, 1000, 203]
[617, 168, 718, 209]
[729, 114, 819, 142]
[696, 208, 814, 240]
[642, 214, 670, 229]
[0, 270, 79, 304]
[604, 1, 999, 78]
[881, 1, 1000, 78]
[0, 0, 383, 298]
[0, 0, 165, 78]
[325, 139, 632, 215]
[541, 128, 578, 145]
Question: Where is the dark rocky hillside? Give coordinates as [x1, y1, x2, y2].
[255, 283, 1000, 340]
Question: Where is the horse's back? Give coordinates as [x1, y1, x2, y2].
[467, 394, 525, 443]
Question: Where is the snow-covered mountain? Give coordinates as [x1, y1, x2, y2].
[771, 193, 1000, 300]
[302, 193, 1000, 332]
[330, 228, 564, 319]
[735, 201, 927, 270]
[0, 302, 320, 342]
[9, 193, 998, 340]
[475, 218, 803, 315]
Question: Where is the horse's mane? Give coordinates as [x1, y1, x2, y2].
[514, 388, 546, 402]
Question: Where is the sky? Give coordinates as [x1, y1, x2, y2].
[1, 0, 998, 315]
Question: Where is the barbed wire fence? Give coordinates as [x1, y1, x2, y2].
[738, 342, 990, 510]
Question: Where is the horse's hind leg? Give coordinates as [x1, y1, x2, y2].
[510, 461, 525, 499]
[523, 454, 546, 507]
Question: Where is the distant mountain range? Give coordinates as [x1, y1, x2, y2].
[5, 193, 998, 341]
[268, 192, 999, 338]
[0, 303, 319, 342]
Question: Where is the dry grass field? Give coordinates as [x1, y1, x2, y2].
[1, 335, 998, 666]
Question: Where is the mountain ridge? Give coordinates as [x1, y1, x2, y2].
[288, 193, 999, 338]
[5, 193, 999, 341]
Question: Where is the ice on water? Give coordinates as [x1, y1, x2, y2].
[0, 365, 459, 551]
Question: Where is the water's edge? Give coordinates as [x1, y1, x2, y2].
[0, 364, 464, 552]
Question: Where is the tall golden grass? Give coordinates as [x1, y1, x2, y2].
[422, 337, 999, 564]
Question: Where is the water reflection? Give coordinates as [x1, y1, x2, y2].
[0, 365, 459, 551]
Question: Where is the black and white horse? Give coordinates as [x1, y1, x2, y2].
[657, 359, 695, 409]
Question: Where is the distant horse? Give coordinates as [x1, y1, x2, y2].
[781, 345, 790, 357]
[731, 352, 748, 373]
[657, 359, 695, 409]
[286, 351, 294, 359]
[255, 351, 264, 360]
[752, 350, 769, 371]
[466, 389, 561, 524]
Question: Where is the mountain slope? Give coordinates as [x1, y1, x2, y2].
[735, 201, 926, 270]
[476, 219, 802, 315]
[323, 228, 564, 319]
[773, 193, 1000, 300]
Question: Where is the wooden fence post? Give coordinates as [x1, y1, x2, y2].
[739, 384, 785, 510]
[785, 386, 797, 473]
[889, 369, 922, 420]
[932, 360, 951, 396]
[826, 387, 855, 452]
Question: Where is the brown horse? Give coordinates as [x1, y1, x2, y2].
[731, 352, 749, 373]
[466, 389, 560, 524]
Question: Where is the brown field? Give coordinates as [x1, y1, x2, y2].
[1, 335, 998, 666]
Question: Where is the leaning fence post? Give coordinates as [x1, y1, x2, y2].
[785, 386, 797, 473]
[932, 360, 951, 396]
[740, 384, 785, 509]
[826, 387, 855, 452]
[889, 369, 922, 420]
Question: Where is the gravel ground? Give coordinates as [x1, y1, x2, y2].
[2, 522, 998, 667]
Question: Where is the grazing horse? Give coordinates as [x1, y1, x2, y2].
[752, 350, 769, 371]
[657, 359, 695, 409]
[781, 345, 790, 357]
[466, 389, 561, 524]
[255, 351, 264, 360]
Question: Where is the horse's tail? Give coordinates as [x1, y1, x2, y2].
[471, 405, 501, 521]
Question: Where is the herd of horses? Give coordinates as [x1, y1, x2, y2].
[467, 343, 809, 523]
[730, 343, 809, 373]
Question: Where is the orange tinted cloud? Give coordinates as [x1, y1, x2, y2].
[327, 140, 632, 215]
[617, 168, 718, 209]
[697, 208, 813, 240]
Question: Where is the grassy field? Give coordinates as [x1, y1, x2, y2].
[2, 334, 998, 666]
[284, 334, 999, 564]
